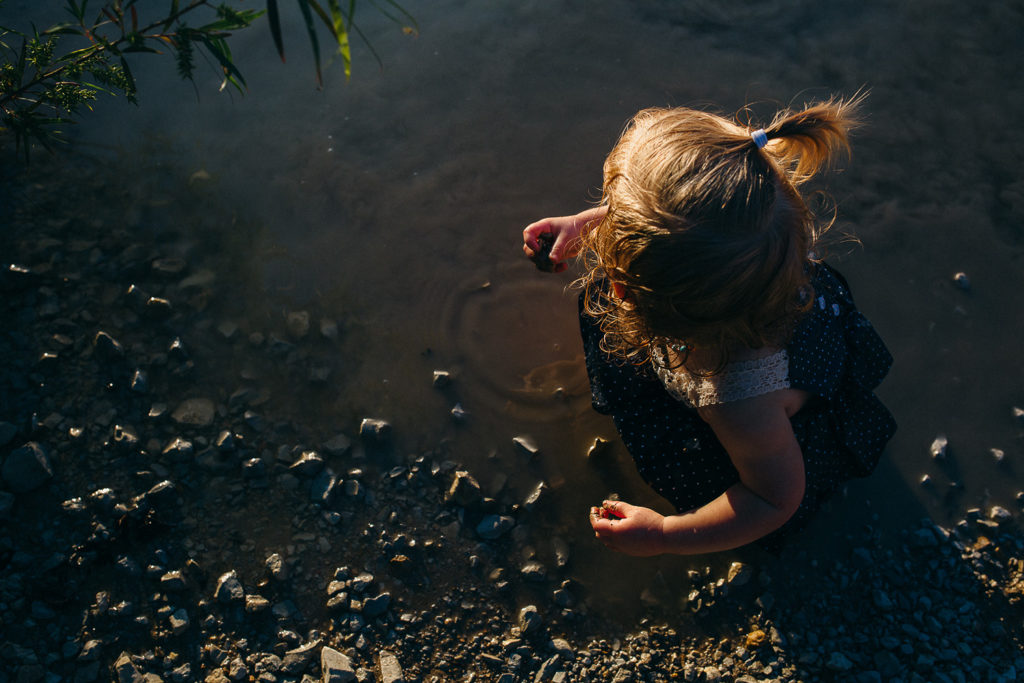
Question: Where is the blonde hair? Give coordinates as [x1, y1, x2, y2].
[579, 94, 864, 371]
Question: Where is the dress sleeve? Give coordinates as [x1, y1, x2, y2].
[787, 262, 896, 475]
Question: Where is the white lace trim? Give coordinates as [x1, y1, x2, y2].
[651, 348, 791, 408]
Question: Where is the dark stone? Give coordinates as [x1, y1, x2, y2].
[93, 331, 124, 360]
[476, 515, 515, 540]
[2, 441, 53, 492]
[360, 418, 392, 441]
[0, 421, 17, 447]
[446, 471, 482, 508]
[362, 592, 391, 618]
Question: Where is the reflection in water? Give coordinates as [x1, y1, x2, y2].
[13, 0, 1024, 623]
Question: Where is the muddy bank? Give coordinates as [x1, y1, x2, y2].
[2, 154, 1023, 683]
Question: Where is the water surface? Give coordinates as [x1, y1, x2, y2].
[7, 0, 1024, 621]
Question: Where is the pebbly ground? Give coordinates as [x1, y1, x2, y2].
[2, 161, 1024, 683]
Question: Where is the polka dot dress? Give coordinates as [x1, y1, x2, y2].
[580, 262, 897, 549]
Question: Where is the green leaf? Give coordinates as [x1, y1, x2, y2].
[266, 0, 285, 62]
[199, 35, 247, 94]
[326, 0, 351, 78]
[295, 0, 322, 87]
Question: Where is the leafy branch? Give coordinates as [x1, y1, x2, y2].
[0, 0, 417, 161]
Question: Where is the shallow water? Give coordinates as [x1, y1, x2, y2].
[5, 0, 1024, 622]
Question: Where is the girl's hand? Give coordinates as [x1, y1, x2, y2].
[522, 206, 606, 274]
[589, 500, 667, 557]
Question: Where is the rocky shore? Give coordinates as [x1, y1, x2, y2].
[2, 166, 1023, 683]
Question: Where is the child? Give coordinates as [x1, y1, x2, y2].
[523, 96, 895, 556]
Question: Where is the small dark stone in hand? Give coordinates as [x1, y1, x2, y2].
[531, 233, 556, 272]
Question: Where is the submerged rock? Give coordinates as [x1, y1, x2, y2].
[2, 441, 53, 492]
[171, 398, 216, 427]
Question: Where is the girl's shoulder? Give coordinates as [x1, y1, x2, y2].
[654, 345, 790, 409]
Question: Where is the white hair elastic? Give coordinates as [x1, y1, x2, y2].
[750, 129, 768, 149]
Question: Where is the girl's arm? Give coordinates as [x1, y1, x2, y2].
[590, 390, 806, 556]
[523, 205, 607, 273]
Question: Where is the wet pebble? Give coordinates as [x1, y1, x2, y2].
[476, 514, 515, 540]
[171, 398, 216, 427]
[929, 434, 948, 459]
[287, 310, 311, 339]
[513, 435, 540, 457]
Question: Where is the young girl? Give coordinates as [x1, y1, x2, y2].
[523, 96, 895, 556]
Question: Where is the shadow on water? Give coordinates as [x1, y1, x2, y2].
[4, 0, 1024, 665]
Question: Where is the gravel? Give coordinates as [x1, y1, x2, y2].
[1, 158, 1021, 683]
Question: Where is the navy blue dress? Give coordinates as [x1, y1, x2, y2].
[580, 262, 896, 548]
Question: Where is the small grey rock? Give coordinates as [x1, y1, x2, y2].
[376, 651, 404, 683]
[321, 647, 356, 683]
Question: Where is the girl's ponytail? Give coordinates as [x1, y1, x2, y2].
[759, 93, 865, 184]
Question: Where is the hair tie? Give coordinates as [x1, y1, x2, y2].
[750, 129, 768, 149]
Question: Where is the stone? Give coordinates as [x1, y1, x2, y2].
[826, 652, 854, 672]
[144, 296, 173, 320]
[475, 516, 516, 540]
[214, 570, 244, 603]
[290, 450, 325, 477]
[929, 435, 948, 459]
[311, 469, 338, 505]
[171, 398, 216, 427]
[114, 652, 140, 683]
[1, 441, 53, 492]
[266, 553, 288, 580]
[432, 370, 452, 388]
[0, 491, 14, 519]
[287, 310, 311, 339]
[362, 592, 391, 618]
[160, 571, 187, 592]
[322, 434, 352, 456]
[446, 471, 483, 507]
[518, 605, 542, 634]
[169, 608, 189, 635]
[586, 437, 611, 459]
[93, 331, 124, 360]
[281, 640, 321, 676]
[359, 418, 391, 441]
[522, 480, 547, 511]
[321, 647, 356, 683]
[129, 369, 149, 393]
[320, 318, 339, 341]
[952, 272, 970, 290]
[0, 421, 17, 447]
[513, 435, 540, 457]
[521, 561, 547, 582]
[727, 562, 754, 587]
[552, 537, 570, 568]
[376, 651, 404, 683]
